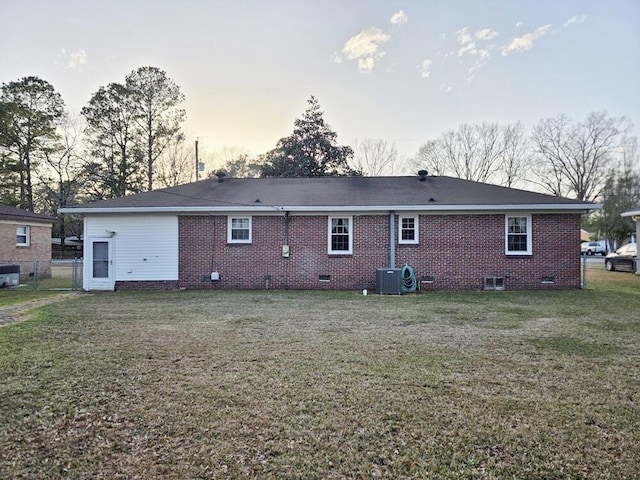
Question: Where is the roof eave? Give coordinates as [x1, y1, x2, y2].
[621, 209, 640, 218]
[0, 214, 57, 223]
[59, 203, 599, 215]
[280, 203, 598, 213]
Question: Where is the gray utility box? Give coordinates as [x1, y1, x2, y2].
[376, 268, 403, 295]
[0, 264, 20, 288]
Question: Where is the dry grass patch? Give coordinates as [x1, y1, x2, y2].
[0, 283, 639, 479]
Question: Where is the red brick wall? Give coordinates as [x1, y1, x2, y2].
[398, 214, 581, 290]
[178, 213, 581, 291]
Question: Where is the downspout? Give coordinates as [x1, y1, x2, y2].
[389, 211, 395, 269]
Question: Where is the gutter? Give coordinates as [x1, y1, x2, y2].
[389, 211, 395, 268]
[621, 210, 640, 218]
[60, 203, 601, 215]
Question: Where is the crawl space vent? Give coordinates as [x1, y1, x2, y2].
[484, 276, 505, 291]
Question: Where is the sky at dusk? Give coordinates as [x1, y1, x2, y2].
[1, 0, 639, 167]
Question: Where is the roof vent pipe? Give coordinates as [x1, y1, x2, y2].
[418, 170, 428, 181]
[216, 171, 227, 183]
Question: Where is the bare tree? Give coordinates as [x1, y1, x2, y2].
[531, 112, 630, 201]
[412, 122, 528, 186]
[500, 122, 530, 188]
[412, 139, 447, 176]
[155, 134, 194, 187]
[617, 135, 639, 172]
[205, 145, 250, 171]
[35, 112, 85, 245]
[351, 138, 400, 176]
[457, 123, 502, 182]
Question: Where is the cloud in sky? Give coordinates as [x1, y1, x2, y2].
[390, 10, 408, 25]
[456, 27, 473, 45]
[455, 27, 495, 59]
[458, 42, 490, 58]
[419, 59, 432, 78]
[335, 13, 562, 85]
[501, 24, 551, 55]
[564, 14, 587, 27]
[443, 21, 555, 87]
[339, 27, 390, 72]
[57, 48, 88, 72]
[68, 49, 87, 71]
[476, 28, 498, 41]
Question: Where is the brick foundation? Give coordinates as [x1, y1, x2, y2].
[115, 280, 179, 291]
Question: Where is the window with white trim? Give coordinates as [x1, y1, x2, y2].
[399, 215, 419, 244]
[16, 225, 30, 246]
[328, 216, 352, 254]
[227, 216, 252, 243]
[505, 215, 532, 255]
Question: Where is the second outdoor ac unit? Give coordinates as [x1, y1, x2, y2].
[0, 264, 20, 288]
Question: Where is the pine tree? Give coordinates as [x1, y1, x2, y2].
[261, 96, 358, 177]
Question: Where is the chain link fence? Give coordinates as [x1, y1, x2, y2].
[0, 259, 83, 291]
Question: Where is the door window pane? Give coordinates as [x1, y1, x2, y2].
[93, 241, 109, 278]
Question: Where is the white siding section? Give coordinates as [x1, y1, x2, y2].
[85, 214, 178, 281]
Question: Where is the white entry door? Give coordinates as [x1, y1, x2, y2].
[88, 238, 114, 290]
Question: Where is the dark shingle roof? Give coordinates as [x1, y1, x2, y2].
[0, 204, 57, 222]
[60, 176, 596, 213]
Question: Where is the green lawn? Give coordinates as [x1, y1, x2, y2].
[1, 268, 639, 479]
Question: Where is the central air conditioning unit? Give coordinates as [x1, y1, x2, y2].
[376, 268, 403, 295]
[0, 264, 20, 288]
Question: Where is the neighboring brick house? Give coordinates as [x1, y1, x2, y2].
[0, 204, 56, 281]
[60, 173, 598, 292]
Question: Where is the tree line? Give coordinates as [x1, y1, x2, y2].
[0, 68, 190, 242]
[1, 69, 638, 246]
[216, 102, 638, 245]
[406, 114, 639, 245]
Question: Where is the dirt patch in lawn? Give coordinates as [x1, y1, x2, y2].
[0, 292, 82, 327]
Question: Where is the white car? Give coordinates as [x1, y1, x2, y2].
[581, 241, 606, 256]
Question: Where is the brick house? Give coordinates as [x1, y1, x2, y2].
[0, 204, 56, 281]
[60, 173, 597, 292]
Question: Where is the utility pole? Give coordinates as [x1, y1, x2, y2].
[195, 139, 199, 181]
